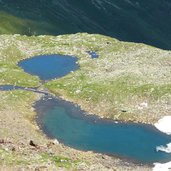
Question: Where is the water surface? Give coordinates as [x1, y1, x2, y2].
[35, 96, 171, 164]
[18, 54, 79, 80]
[0, 85, 48, 95]
[87, 51, 99, 58]
[4, 53, 171, 164]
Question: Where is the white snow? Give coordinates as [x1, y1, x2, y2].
[153, 161, 171, 171]
[53, 139, 59, 144]
[154, 116, 171, 135]
[153, 116, 171, 171]
[156, 143, 171, 153]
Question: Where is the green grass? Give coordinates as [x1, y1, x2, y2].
[1, 33, 171, 123]
[41, 153, 80, 169]
[0, 32, 171, 170]
[1, 1, 171, 49]
[0, 148, 32, 166]
[0, 148, 80, 169]
[0, 33, 123, 87]
[0, 90, 37, 121]
[0, 11, 55, 35]
[131, 84, 171, 99]
[45, 75, 171, 107]
[0, 43, 40, 87]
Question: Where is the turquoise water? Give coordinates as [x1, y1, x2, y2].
[35, 96, 171, 164]
[18, 54, 79, 80]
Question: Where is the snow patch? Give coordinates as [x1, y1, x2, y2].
[154, 116, 171, 135]
[156, 143, 171, 153]
[153, 161, 171, 171]
[53, 139, 59, 144]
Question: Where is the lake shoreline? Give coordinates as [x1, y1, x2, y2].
[1, 83, 170, 166]
[35, 94, 169, 164]
[0, 85, 152, 170]
[32, 91, 153, 171]
[33, 92, 153, 170]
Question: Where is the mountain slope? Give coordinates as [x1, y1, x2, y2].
[0, 0, 171, 49]
[1, 33, 171, 124]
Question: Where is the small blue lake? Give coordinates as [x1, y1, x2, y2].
[35, 96, 171, 164]
[18, 54, 79, 80]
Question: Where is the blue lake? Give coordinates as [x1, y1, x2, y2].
[35, 96, 171, 164]
[2, 54, 171, 164]
[18, 54, 79, 80]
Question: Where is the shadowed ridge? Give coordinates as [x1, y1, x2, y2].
[1, 0, 171, 50]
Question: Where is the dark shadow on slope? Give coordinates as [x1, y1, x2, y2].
[1, 0, 171, 50]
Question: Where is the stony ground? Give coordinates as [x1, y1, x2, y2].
[1, 33, 171, 170]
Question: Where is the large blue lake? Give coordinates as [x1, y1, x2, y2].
[18, 54, 79, 80]
[6, 54, 171, 164]
[35, 96, 171, 164]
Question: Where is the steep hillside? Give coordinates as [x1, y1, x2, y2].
[0, 0, 171, 49]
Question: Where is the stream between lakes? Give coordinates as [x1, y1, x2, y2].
[1, 54, 171, 164]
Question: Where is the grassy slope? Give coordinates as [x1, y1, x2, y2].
[0, 0, 171, 49]
[0, 11, 56, 36]
[0, 33, 171, 123]
[0, 90, 87, 170]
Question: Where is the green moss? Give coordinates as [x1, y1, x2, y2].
[41, 153, 80, 169]
[0, 44, 40, 87]
[131, 84, 171, 100]
[0, 148, 30, 166]
[0, 148, 80, 169]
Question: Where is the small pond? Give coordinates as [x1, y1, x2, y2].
[87, 51, 99, 58]
[18, 54, 79, 80]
